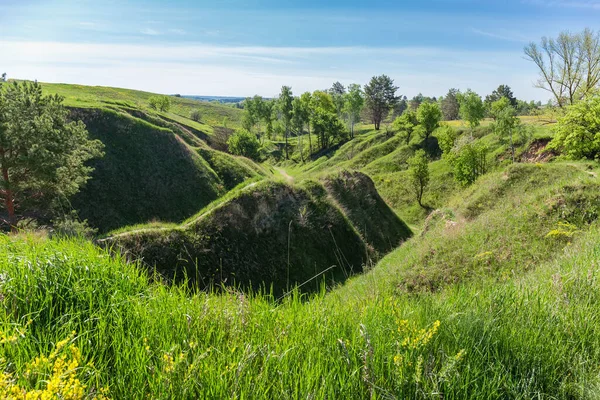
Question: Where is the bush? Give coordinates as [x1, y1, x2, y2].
[190, 109, 201, 122]
[227, 129, 261, 160]
[148, 95, 171, 112]
[447, 137, 488, 186]
[548, 96, 600, 159]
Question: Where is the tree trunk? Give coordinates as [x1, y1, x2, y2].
[307, 123, 312, 156]
[285, 127, 289, 159]
[510, 129, 515, 163]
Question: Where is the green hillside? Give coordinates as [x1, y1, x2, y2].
[39, 82, 243, 131]
[104, 171, 412, 294]
[2, 159, 600, 398]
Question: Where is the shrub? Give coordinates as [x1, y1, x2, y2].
[148, 95, 171, 112]
[190, 109, 201, 122]
[447, 137, 488, 186]
[548, 96, 600, 159]
[227, 129, 261, 160]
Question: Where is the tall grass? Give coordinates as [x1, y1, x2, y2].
[2, 216, 600, 398]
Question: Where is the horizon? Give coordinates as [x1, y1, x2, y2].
[2, 0, 599, 101]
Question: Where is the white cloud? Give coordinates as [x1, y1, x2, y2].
[140, 28, 161, 36]
[0, 40, 547, 101]
[471, 28, 530, 43]
[168, 29, 186, 35]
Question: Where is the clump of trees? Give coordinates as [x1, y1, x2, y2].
[0, 80, 104, 230]
[148, 95, 171, 112]
[437, 125, 488, 186]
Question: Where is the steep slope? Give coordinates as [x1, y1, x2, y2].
[69, 108, 261, 233]
[104, 172, 412, 294]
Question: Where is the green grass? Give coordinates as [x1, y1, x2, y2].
[70, 108, 225, 233]
[2, 160, 600, 397]
[38, 82, 243, 131]
[104, 172, 412, 295]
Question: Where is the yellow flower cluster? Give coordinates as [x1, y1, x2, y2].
[0, 331, 109, 400]
[398, 319, 440, 350]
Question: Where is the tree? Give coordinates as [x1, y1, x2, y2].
[329, 81, 346, 116]
[457, 90, 486, 131]
[447, 137, 488, 186]
[524, 28, 600, 107]
[190, 109, 201, 122]
[342, 83, 364, 139]
[312, 109, 346, 151]
[227, 129, 261, 160]
[548, 95, 600, 159]
[408, 150, 429, 208]
[278, 86, 294, 159]
[292, 97, 310, 161]
[485, 85, 517, 108]
[364, 75, 399, 130]
[441, 88, 460, 121]
[299, 92, 313, 153]
[259, 100, 276, 140]
[0, 81, 104, 229]
[416, 101, 442, 140]
[392, 110, 418, 145]
[243, 95, 265, 134]
[492, 98, 519, 162]
[148, 95, 171, 112]
[436, 125, 457, 156]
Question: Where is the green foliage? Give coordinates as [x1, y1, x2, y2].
[492, 97, 520, 161]
[457, 90, 486, 129]
[393, 110, 418, 144]
[446, 137, 488, 186]
[190, 109, 201, 122]
[342, 83, 364, 138]
[416, 101, 442, 140]
[436, 125, 457, 155]
[485, 84, 517, 109]
[408, 150, 430, 207]
[548, 95, 600, 159]
[312, 109, 347, 150]
[441, 88, 460, 120]
[227, 129, 261, 160]
[0, 81, 104, 227]
[148, 95, 171, 112]
[364, 75, 399, 130]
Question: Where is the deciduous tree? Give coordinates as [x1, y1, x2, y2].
[342, 83, 364, 139]
[278, 86, 294, 159]
[525, 28, 600, 106]
[408, 149, 429, 208]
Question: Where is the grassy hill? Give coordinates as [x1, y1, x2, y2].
[39, 82, 244, 131]
[11, 82, 260, 233]
[4, 81, 600, 398]
[2, 160, 600, 398]
[103, 171, 412, 294]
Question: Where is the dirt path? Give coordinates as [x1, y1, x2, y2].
[274, 167, 294, 184]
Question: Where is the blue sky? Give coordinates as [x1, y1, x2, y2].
[1, 0, 599, 100]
